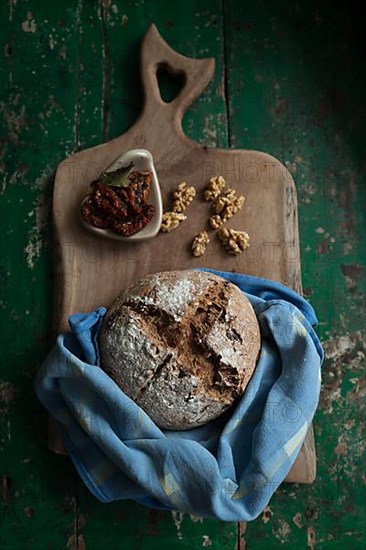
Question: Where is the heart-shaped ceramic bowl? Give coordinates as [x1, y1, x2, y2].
[80, 148, 163, 242]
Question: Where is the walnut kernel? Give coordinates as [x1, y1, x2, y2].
[209, 214, 224, 229]
[160, 211, 187, 233]
[212, 189, 245, 224]
[203, 176, 226, 201]
[191, 231, 210, 257]
[172, 181, 196, 213]
[212, 188, 237, 214]
[218, 227, 250, 255]
[222, 195, 245, 221]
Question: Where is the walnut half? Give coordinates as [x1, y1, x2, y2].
[218, 227, 250, 255]
[209, 188, 245, 228]
[172, 182, 196, 213]
[191, 231, 210, 257]
[209, 214, 224, 229]
[160, 211, 187, 233]
[203, 176, 226, 201]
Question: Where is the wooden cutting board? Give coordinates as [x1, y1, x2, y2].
[50, 24, 316, 484]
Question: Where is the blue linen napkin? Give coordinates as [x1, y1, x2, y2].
[34, 269, 323, 521]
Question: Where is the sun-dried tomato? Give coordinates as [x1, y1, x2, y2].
[93, 183, 128, 217]
[111, 204, 155, 236]
[81, 197, 110, 229]
[81, 170, 155, 236]
[128, 171, 152, 202]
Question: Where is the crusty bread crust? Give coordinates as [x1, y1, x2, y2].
[99, 270, 261, 430]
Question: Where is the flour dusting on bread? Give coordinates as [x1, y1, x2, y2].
[99, 270, 261, 430]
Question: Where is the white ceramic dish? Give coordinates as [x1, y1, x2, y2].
[80, 149, 163, 242]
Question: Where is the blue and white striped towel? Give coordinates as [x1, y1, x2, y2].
[34, 269, 323, 521]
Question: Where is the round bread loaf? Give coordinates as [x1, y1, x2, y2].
[99, 270, 261, 430]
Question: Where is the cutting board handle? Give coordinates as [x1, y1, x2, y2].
[139, 24, 215, 131]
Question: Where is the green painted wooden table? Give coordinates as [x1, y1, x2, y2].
[1, 1, 365, 548]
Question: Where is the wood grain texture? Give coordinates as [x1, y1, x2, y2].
[51, 24, 314, 484]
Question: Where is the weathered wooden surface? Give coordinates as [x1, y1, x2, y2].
[1, 1, 365, 549]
